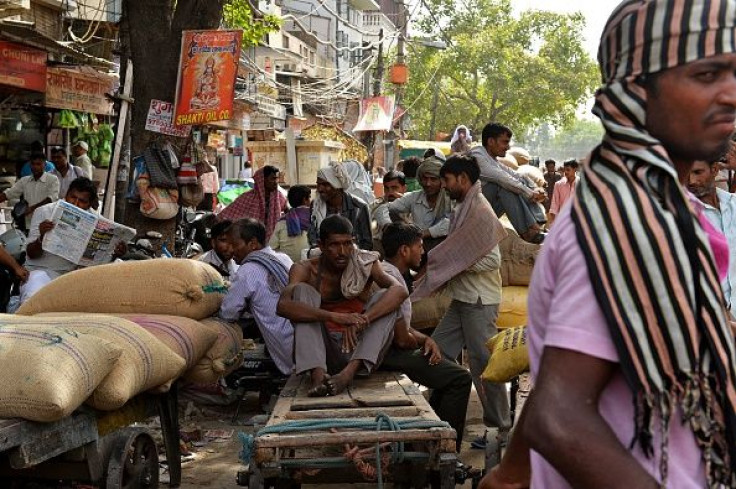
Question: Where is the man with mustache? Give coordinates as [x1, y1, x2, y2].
[689, 160, 736, 320]
[277, 215, 407, 396]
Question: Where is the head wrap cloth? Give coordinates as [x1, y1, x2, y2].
[573, 1, 736, 486]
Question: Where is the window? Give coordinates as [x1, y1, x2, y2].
[283, 35, 290, 49]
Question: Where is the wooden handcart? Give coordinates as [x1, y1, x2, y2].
[238, 371, 458, 488]
[0, 384, 181, 489]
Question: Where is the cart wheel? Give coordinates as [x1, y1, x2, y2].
[105, 428, 159, 489]
[248, 470, 265, 489]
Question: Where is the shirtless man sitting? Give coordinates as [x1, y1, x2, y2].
[277, 215, 408, 396]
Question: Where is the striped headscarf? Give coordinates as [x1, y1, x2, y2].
[572, 1, 736, 486]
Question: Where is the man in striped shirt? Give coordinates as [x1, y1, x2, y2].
[219, 219, 294, 376]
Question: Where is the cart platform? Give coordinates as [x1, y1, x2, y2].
[242, 371, 458, 488]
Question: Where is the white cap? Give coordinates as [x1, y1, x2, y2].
[74, 141, 89, 151]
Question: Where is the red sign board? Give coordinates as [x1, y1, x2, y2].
[0, 41, 47, 92]
[173, 30, 243, 126]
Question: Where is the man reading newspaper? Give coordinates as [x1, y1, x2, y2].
[20, 177, 130, 303]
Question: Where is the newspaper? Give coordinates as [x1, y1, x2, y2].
[42, 200, 136, 267]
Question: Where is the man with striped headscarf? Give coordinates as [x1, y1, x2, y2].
[480, 1, 736, 489]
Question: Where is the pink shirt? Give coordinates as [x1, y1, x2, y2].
[527, 197, 728, 489]
[549, 177, 577, 215]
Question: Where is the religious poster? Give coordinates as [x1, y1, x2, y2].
[352, 95, 396, 132]
[46, 67, 114, 115]
[174, 29, 243, 126]
[0, 41, 47, 92]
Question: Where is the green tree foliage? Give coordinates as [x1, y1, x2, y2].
[223, 0, 282, 46]
[536, 119, 604, 161]
[404, 0, 599, 140]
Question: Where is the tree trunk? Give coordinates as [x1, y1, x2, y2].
[120, 0, 226, 249]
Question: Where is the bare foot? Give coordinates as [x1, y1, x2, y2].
[326, 371, 352, 396]
[308, 369, 330, 397]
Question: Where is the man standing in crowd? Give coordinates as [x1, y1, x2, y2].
[198, 219, 238, 279]
[543, 158, 560, 212]
[548, 158, 579, 226]
[412, 155, 509, 450]
[71, 141, 94, 180]
[375, 157, 452, 256]
[218, 166, 287, 241]
[689, 159, 736, 319]
[380, 222, 472, 453]
[0, 153, 60, 229]
[50, 147, 85, 200]
[308, 165, 373, 251]
[481, 1, 736, 488]
[269, 185, 312, 263]
[219, 218, 294, 376]
[278, 215, 406, 396]
[471, 123, 547, 243]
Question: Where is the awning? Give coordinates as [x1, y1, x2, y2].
[0, 21, 115, 70]
[348, 0, 379, 11]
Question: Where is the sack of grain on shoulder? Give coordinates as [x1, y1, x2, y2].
[482, 326, 529, 383]
[4, 314, 186, 410]
[17, 259, 227, 320]
[0, 322, 121, 422]
[184, 317, 243, 384]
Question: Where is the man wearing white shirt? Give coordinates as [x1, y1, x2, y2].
[0, 153, 60, 228]
[689, 160, 736, 318]
[50, 147, 86, 200]
[198, 219, 238, 279]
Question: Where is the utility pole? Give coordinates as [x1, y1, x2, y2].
[428, 81, 439, 141]
[395, 1, 408, 134]
[373, 29, 384, 97]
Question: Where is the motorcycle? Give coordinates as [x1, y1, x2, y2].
[175, 207, 206, 259]
[0, 210, 28, 312]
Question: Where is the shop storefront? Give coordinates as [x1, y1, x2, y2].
[0, 41, 48, 183]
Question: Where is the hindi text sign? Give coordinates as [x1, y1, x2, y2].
[145, 99, 191, 137]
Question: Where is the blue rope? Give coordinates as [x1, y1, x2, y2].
[238, 413, 449, 481]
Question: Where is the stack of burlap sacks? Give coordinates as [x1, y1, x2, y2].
[0, 259, 243, 423]
[411, 221, 539, 330]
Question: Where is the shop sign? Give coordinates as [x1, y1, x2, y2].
[353, 95, 396, 132]
[174, 29, 243, 126]
[145, 99, 191, 138]
[0, 41, 47, 92]
[46, 67, 114, 115]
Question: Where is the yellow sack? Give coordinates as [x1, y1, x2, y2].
[482, 326, 529, 383]
[498, 286, 528, 329]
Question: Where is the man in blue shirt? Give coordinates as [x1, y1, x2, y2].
[689, 159, 736, 319]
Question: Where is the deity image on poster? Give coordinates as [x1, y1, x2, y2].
[190, 56, 222, 110]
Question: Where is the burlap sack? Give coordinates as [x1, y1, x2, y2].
[498, 223, 540, 287]
[410, 293, 452, 330]
[0, 323, 121, 422]
[498, 286, 528, 329]
[17, 259, 227, 320]
[482, 326, 529, 383]
[184, 317, 243, 384]
[11, 314, 187, 410]
[115, 314, 218, 369]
